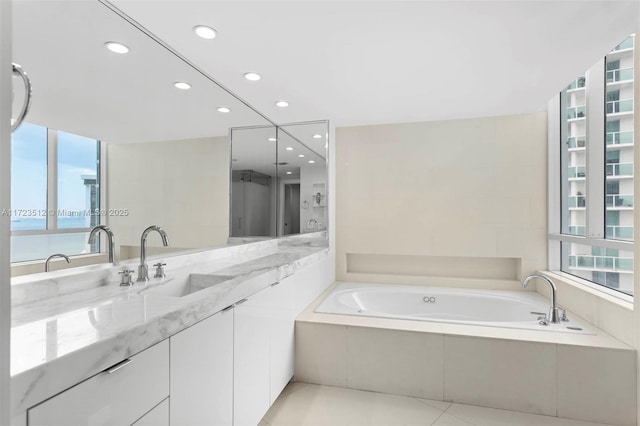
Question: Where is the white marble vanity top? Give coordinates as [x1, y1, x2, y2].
[11, 233, 329, 414]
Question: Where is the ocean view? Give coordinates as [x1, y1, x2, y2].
[10, 217, 96, 262]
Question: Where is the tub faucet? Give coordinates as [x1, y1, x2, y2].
[45, 253, 70, 272]
[522, 274, 560, 323]
[88, 225, 116, 264]
[137, 225, 169, 282]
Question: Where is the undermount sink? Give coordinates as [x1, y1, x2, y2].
[139, 273, 233, 298]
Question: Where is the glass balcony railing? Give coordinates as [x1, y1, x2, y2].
[568, 165, 586, 178]
[567, 106, 586, 119]
[568, 225, 586, 235]
[606, 68, 634, 83]
[569, 255, 633, 271]
[606, 131, 634, 146]
[606, 99, 633, 114]
[567, 136, 586, 148]
[606, 162, 633, 177]
[567, 77, 586, 90]
[606, 193, 634, 208]
[606, 225, 634, 239]
[568, 195, 586, 208]
[612, 36, 634, 52]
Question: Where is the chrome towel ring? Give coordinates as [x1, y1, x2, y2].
[11, 63, 32, 132]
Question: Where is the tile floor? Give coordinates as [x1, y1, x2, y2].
[260, 382, 613, 426]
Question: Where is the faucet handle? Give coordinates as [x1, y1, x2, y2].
[153, 262, 166, 279]
[119, 269, 135, 286]
[558, 307, 569, 322]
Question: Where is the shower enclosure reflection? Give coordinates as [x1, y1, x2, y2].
[230, 121, 328, 238]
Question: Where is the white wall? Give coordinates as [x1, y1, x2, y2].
[107, 136, 230, 253]
[336, 112, 548, 288]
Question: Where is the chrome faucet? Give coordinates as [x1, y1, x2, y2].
[88, 225, 116, 264]
[522, 274, 561, 323]
[137, 225, 169, 282]
[45, 253, 70, 272]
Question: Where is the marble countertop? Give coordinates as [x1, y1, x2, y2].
[11, 234, 329, 414]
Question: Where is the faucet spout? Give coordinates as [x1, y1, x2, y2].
[88, 225, 116, 264]
[522, 274, 560, 323]
[137, 225, 169, 282]
[45, 253, 70, 272]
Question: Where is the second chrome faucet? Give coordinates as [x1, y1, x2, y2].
[137, 225, 169, 282]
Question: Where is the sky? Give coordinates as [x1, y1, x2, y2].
[11, 122, 98, 219]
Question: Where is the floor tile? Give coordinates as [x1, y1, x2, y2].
[446, 403, 613, 426]
[263, 382, 445, 426]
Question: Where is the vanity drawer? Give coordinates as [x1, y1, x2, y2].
[28, 340, 169, 426]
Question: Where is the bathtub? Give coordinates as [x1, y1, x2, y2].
[315, 282, 592, 334]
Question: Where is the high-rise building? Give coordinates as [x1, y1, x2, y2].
[562, 34, 635, 295]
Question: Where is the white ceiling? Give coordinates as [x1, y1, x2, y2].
[111, 0, 640, 128]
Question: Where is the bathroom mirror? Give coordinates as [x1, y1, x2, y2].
[230, 121, 328, 237]
[10, 0, 273, 273]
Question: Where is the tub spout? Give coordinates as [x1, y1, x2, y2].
[522, 274, 560, 323]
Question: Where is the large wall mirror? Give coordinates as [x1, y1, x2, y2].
[230, 121, 328, 238]
[11, 1, 329, 276]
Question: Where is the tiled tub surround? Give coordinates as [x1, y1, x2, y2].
[296, 282, 637, 426]
[11, 233, 329, 416]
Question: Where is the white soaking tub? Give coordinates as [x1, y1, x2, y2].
[315, 282, 593, 334]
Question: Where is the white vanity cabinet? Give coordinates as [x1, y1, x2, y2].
[169, 308, 234, 426]
[27, 340, 169, 426]
[233, 275, 296, 426]
[132, 399, 169, 426]
[233, 288, 272, 426]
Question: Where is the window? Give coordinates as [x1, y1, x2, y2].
[9, 123, 101, 262]
[551, 34, 635, 297]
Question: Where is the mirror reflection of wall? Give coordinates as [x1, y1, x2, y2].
[229, 121, 328, 238]
[10, 0, 272, 276]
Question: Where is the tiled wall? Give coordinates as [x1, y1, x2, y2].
[295, 321, 637, 425]
[335, 112, 547, 285]
[107, 136, 230, 251]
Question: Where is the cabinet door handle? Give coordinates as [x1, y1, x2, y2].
[104, 358, 133, 374]
[271, 281, 280, 287]
[221, 304, 234, 312]
[234, 298, 248, 307]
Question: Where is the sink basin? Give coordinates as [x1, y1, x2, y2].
[139, 273, 233, 298]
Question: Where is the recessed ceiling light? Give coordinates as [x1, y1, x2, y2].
[286, 147, 294, 151]
[217, 107, 231, 113]
[298, 154, 305, 158]
[308, 160, 315, 164]
[313, 134, 322, 139]
[275, 100, 289, 108]
[286, 171, 292, 175]
[244, 72, 261, 81]
[174, 81, 191, 90]
[268, 137, 277, 142]
[193, 25, 217, 39]
[105, 41, 129, 54]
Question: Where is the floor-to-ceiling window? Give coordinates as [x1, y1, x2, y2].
[553, 34, 635, 297]
[8, 122, 101, 262]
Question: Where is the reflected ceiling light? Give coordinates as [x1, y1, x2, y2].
[308, 160, 315, 164]
[217, 107, 231, 113]
[244, 72, 261, 81]
[286, 147, 294, 151]
[268, 137, 277, 142]
[298, 154, 305, 158]
[105, 41, 129, 54]
[275, 100, 289, 108]
[193, 25, 217, 39]
[174, 81, 191, 90]
[286, 171, 292, 175]
[312, 134, 322, 139]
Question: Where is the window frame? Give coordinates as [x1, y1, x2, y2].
[548, 58, 634, 301]
[10, 126, 106, 262]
